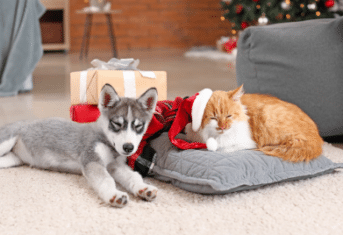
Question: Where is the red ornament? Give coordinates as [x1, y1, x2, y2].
[236, 4, 243, 14]
[253, 0, 260, 2]
[224, 38, 238, 53]
[325, 0, 335, 8]
[241, 21, 249, 29]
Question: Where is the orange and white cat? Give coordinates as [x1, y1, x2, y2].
[185, 85, 323, 162]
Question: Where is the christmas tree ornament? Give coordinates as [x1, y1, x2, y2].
[325, 0, 335, 8]
[281, 0, 291, 10]
[276, 13, 284, 20]
[241, 21, 249, 29]
[224, 37, 238, 53]
[307, 3, 317, 10]
[220, 0, 343, 31]
[236, 4, 244, 14]
[258, 13, 269, 25]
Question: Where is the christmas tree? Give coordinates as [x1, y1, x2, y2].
[221, 0, 343, 33]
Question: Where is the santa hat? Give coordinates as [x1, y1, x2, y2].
[168, 88, 213, 150]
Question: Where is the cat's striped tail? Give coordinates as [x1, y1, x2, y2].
[258, 135, 324, 162]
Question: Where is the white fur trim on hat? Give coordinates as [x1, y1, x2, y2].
[192, 88, 213, 132]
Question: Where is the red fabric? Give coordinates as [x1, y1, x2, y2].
[168, 94, 207, 150]
[70, 104, 100, 123]
[70, 96, 207, 170]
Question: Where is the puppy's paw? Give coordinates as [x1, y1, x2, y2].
[109, 191, 129, 208]
[137, 185, 158, 202]
[206, 137, 218, 151]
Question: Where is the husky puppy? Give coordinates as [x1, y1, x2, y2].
[0, 84, 158, 208]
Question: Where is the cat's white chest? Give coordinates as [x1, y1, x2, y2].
[186, 120, 256, 153]
[213, 121, 256, 153]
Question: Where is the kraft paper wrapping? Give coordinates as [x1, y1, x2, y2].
[70, 70, 167, 105]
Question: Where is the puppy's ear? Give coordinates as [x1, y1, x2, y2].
[138, 87, 158, 113]
[99, 84, 120, 110]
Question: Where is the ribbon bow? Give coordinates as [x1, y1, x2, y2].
[90, 58, 140, 71]
[88, 58, 156, 79]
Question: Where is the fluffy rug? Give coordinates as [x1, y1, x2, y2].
[0, 142, 342, 235]
[184, 46, 237, 62]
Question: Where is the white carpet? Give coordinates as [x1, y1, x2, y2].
[0, 142, 342, 235]
[184, 47, 237, 62]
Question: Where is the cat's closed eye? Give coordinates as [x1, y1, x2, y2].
[210, 117, 217, 120]
[227, 115, 232, 118]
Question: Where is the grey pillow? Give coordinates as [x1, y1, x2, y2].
[236, 17, 343, 137]
[150, 133, 343, 194]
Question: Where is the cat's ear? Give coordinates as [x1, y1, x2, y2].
[231, 84, 244, 101]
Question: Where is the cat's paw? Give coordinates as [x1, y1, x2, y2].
[206, 138, 218, 151]
[136, 185, 158, 202]
[108, 191, 129, 208]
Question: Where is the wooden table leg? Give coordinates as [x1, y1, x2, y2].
[105, 14, 118, 58]
[80, 14, 93, 59]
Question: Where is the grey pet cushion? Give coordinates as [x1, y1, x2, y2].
[236, 17, 343, 137]
[150, 133, 343, 194]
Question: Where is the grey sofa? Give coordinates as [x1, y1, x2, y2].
[236, 17, 343, 137]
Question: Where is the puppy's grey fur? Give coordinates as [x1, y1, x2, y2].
[0, 84, 158, 207]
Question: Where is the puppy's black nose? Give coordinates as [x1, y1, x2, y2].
[123, 143, 134, 153]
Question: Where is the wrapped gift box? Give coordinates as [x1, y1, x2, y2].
[70, 70, 167, 105]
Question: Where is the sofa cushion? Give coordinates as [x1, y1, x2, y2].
[236, 17, 343, 137]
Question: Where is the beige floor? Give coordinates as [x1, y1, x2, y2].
[0, 49, 236, 125]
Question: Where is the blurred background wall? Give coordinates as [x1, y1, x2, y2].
[67, 0, 231, 52]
